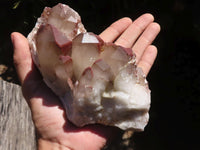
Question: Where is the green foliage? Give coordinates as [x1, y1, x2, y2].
[12, 0, 21, 9]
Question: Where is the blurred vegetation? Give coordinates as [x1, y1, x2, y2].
[1, 0, 200, 150]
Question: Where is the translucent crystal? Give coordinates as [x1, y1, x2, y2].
[27, 3, 151, 131]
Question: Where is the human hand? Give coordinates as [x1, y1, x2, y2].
[11, 13, 160, 150]
[100, 13, 160, 76]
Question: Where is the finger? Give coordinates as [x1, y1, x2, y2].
[11, 32, 42, 99]
[99, 17, 132, 42]
[11, 32, 34, 84]
[137, 45, 158, 76]
[115, 13, 154, 47]
[133, 22, 160, 63]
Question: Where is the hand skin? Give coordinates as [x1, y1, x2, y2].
[11, 13, 160, 150]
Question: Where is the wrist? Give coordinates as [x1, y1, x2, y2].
[38, 138, 71, 150]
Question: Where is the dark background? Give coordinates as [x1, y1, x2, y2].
[1, 0, 200, 150]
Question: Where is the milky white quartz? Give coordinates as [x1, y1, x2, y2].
[27, 3, 151, 131]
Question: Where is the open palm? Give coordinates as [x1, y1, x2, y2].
[12, 14, 160, 150]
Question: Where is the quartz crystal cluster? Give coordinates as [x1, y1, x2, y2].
[28, 3, 151, 131]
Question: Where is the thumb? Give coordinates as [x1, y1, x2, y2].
[11, 32, 43, 101]
[11, 32, 34, 84]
